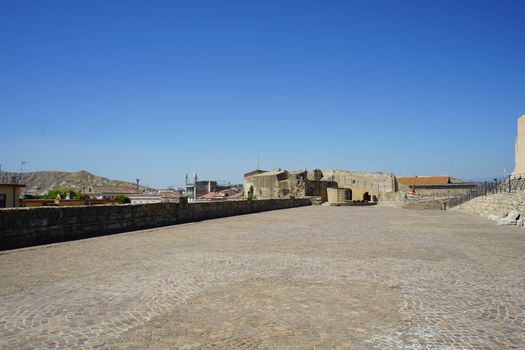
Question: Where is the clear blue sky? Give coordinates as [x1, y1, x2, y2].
[1, 0, 524, 187]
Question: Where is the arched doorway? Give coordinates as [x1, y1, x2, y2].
[347, 188, 353, 200]
[363, 192, 371, 201]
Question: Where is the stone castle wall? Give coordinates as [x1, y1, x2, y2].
[403, 199, 450, 210]
[0, 198, 311, 250]
[452, 192, 525, 218]
[321, 170, 397, 193]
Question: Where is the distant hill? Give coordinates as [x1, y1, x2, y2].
[0, 170, 155, 195]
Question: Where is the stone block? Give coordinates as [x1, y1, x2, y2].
[506, 209, 521, 220]
[496, 218, 517, 226]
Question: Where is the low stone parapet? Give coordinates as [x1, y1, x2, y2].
[0, 198, 311, 250]
[403, 199, 449, 210]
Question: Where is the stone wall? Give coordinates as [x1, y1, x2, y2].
[0, 198, 311, 250]
[244, 168, 396, 201]
[452, 192, 525, 218]
[403, 199, 449, 210]
[321, 170, 397, 193]
[399, 186, 475, 198]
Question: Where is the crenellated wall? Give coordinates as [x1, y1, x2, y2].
[0, 198, 311, 250]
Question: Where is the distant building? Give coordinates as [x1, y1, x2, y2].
[398, 176, 477, 197]
[243, 168, 338, 201]
[243, 168, 394, 202]
[159, 188, 184, 202]
[185, 178, 231, 201]
[0, 182, 26, 208]
[197, 188, 243, 201]
[128, 194, 161, 205]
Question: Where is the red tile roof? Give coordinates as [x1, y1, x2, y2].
[198, 188, 242, 200]
[398, 176, 450, 186]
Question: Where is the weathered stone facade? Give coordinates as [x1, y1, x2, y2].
[321, 170, 397, 193]
[243, 169, 337, 201]
[244, 168, 396, 202]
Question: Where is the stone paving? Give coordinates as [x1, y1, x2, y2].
[1, 206, 524, 349]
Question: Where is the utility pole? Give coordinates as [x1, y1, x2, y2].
[19, 161, 27, 183]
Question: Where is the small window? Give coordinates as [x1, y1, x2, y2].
[0, 194, 6, 208]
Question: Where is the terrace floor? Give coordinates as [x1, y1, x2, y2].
[1, 206, 524, 349]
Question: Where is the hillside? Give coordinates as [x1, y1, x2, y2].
[0, 170, 155, 195]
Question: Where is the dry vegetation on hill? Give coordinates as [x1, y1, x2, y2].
[1, 170, 152, 195]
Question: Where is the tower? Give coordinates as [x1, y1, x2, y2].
[514, 115, 525, 176]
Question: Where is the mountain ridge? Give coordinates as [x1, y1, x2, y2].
[0, 170, 154, 195]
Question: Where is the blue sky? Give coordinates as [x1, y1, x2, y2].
[1, 0, 524, 187]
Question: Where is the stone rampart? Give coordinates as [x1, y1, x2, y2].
[403, 199, 449, 210]
[0, 198, 311, 250]
[321, 169, 397, 193]
[452, 192, 525, 218]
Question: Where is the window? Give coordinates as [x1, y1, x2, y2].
[0, 194, 6, 208]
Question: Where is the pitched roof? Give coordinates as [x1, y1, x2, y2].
[398, 176, 451, 186]
[197, 188, 242, 200]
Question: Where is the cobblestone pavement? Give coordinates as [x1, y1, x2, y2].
[1, 206, 525, 349]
